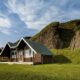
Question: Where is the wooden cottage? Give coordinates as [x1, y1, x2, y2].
[0, 38, 53, 64]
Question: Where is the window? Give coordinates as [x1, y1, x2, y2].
[11, 51, 16, 58]
[24, 49, 33, 58]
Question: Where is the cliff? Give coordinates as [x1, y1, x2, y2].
[31, 19, 80, 49]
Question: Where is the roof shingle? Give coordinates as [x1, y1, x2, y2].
[24, 38, 53, 55]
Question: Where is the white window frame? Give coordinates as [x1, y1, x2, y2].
[11, 50, 16, 58]
[24, 49, 33, 58]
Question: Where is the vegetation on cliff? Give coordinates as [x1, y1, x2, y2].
[31, 22, 59, 40]
[31, 19, 80, 49]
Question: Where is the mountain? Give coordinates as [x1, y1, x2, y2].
[31, 19, 80, 49]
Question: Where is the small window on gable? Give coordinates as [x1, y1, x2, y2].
[11, 51, 16, 58]
[11, 51, 16, 56]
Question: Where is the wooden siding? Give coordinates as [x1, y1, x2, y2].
[24, 58, 33, 62]
[0, 57, 9, 62]
[33, 53, 42, 64]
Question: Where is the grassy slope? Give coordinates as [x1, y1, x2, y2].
[31, 20, 80, 64]
[0, 64, 80, 80]
[60, 19, 80, 29]
[31, 22, 59, 40]
[51, 49, 80, 64]
[31, 19, 80, 40]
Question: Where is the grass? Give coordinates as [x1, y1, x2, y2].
[31, 19, 80, 41]
[0, 49, 80, 80]
[51, 49, 80, 64]
[0, 64, 80, 80]
[31, 22, 59, 40]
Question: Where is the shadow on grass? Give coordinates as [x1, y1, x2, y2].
[53, 55, 71, 64]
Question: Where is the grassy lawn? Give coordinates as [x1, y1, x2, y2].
[0, 64, 80, 80]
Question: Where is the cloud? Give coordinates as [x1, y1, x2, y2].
[5, 0, 59, 30]
[1, 29, 10, 35]
[5, 0, 80, 30]
[0, 0, 80, 47]
[0, 17, 11, 35]
[0, 18, 11, 28]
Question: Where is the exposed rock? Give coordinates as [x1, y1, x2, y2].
[70, 31, 80, 49]
[31, 19, 80, 49]
[31, 22, 63, 49]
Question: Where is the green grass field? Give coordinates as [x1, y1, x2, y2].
[0, 49, 80, 80]
[0, 64, 80, 80]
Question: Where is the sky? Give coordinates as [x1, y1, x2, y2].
[0, 0, 80, 47]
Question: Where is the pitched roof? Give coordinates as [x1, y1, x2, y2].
[24, 36, 31, 39]
[23, 38, 52, 55]
[8, 36, 31, 48]
[8, 40, 20, 48]
[4, 37, 53, 56]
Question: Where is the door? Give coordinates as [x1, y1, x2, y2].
[18, 51, 23, 62]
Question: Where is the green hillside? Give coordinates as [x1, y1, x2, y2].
[51, 49, 80, 64]
[60, 19, 80, 30]
[31, 19, 80, 41]
[31, 22, 59, 40]
[30, 19, 80, 64]
[31, 19, 80, 49]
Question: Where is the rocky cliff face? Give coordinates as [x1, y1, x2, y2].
[31, 22, 63, 49]
[31, 20, 80, 49]
[70, 31, 80, 49]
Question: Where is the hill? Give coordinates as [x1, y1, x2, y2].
[51, 49, 80, 64]
[31, 19, 80, 49]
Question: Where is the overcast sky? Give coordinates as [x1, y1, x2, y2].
[0, 0, 80, 47]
